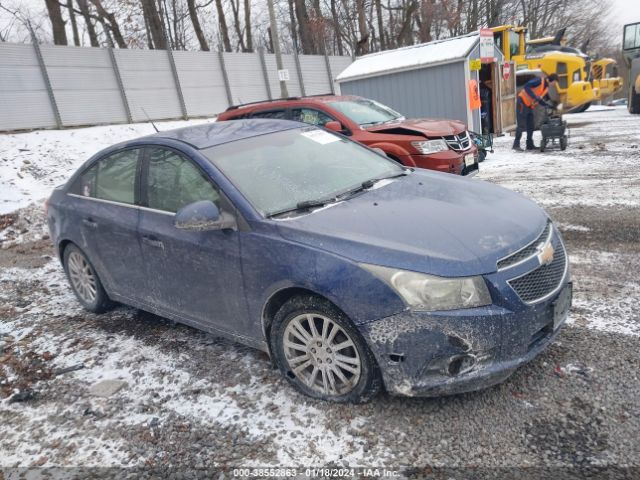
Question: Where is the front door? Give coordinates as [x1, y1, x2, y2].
[137, 146, 247, 334]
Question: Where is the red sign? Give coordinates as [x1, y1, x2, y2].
[479, 28, 495, 63]
[503, 62, 511, 81]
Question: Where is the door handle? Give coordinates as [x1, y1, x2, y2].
[82, 218, 98, 229]
[142, 235, 164, 249]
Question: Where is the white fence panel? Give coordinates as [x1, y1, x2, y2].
[173, 51, 228, 117]
[0, 42, 353, 131]
[224, 52, 268, 105]
[263, 54, 302, 98]
[41, 45, 127, 126]
[299, 55, 332, 95]
[329, 56, 354, 94]
[0, 42, 57, 130]
[115, 49, 183, 122]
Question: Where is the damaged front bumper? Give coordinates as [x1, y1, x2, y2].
[359, 284, 571, 397]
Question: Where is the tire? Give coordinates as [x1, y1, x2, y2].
[63, 244, 112, 313]
[630, 88, 640, 114]
[540, 138, 547, 152]
[477, 149, 487, 163]
[270, 295, 382, 403]
[560, 135, 567, 151]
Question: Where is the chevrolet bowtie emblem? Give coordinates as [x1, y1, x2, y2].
[537, 242, 555, 266]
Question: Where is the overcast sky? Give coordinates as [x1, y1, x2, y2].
[611, 0, 640, 30]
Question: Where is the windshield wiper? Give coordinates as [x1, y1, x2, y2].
[267, 197, 340, 218]
[267, 170, 411, 218]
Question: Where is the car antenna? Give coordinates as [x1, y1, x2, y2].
[141, 107, 159, 133]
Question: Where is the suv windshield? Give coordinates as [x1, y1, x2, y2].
[329, 99, 404, 126]
[203, 128, 404, 217]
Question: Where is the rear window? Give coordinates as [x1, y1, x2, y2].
[70, 149, 140, 205]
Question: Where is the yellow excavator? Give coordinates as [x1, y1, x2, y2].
[492, 25, 597, 112]
[526, 30, 624, 102]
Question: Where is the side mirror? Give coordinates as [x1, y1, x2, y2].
[324, 121, 343, 133]
[174, 200, 237, 232]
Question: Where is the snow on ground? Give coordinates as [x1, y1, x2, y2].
[0, 106, 639, 469]
[0, 119, 214, 215]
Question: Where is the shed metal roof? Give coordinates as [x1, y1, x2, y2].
[336, 33, 479, 83]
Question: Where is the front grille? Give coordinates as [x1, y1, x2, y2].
[508, 238, 567, 304]
[443, 131, 471, 151]
[498, 222, 552, 270]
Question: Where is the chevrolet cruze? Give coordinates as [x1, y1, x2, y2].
[47, 119, 571, 403]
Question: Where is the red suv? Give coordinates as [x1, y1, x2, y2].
[216, 95, 478, 175]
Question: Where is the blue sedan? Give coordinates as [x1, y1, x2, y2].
[47, 119, 571, 403]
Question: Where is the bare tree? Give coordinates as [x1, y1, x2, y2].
[215, 0, 232, 52]
[76, 0, 99, 46]
[44, 0, 68, 44]
[89, 0, 127, 48]
[140, 0, 166, 49]
[186, 0, 209, 50]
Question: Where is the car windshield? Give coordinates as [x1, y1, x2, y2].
[203, 127, 405, 217]
[329, 99, 404, 126]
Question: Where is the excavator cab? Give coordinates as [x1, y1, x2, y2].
[491, 25, 597, 112]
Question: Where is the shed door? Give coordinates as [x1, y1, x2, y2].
[497, 61, 517, 133]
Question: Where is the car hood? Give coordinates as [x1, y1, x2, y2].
[275, 171, 548, 277]
[365, 118, 467, 137]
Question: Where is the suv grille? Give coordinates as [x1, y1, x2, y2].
[508, 238, 567, 304]
[443, 131, 471, 151]
[498, 222, 552, 270]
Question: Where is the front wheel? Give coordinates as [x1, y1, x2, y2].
[63, 244, 112, 313]
[270, 295, 382, 403]
[540, 137, 548, 152]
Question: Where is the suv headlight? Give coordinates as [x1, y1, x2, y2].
[411, 139, 448, 154]
[362, 264, 491, 311]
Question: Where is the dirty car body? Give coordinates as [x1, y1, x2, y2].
[47, 120, 571, 400]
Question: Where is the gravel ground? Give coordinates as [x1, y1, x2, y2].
[0, 107, 639, 477]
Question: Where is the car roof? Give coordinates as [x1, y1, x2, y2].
[224, 94, 362, 113]
[145, 118, 303, 149]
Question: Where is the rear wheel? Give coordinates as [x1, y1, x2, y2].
[540, 137, 548, 152]
[560, 135, 567, 151]
[270, 295, 381, 403]
[63, 244, 112, 313]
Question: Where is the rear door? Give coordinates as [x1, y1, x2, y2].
[137, 146, 247, 333]
[66, 148, 145, 296]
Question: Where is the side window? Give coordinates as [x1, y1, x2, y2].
[146, 148, 220, 213]
[71, 149, 139, 204]
[251, 109, 287, 119]
[556, 62, 569, 89]
[291, 108, 334, 127]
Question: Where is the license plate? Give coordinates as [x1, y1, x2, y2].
[464, 154, 475, 166]
[552, 283, 572, 330]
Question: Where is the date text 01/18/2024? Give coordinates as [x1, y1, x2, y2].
[232, 468, 401, 478]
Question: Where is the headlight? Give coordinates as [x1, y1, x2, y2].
[411, 139, 448, 154]
[361, 264, 491, 311]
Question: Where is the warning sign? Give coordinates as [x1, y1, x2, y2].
[503, 62, 511, 81]
[470, 59, 481, 71]
[479, 28, 495, 63]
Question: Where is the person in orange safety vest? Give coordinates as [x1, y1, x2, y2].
[513, 73, 559, 151]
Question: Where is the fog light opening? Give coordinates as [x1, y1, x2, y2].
[388, 353, 405, 364]
[447, 354, 476, 376]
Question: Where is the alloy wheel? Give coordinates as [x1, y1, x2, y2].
[283, 313, 361, 396]
[67, 251, 97, 305]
